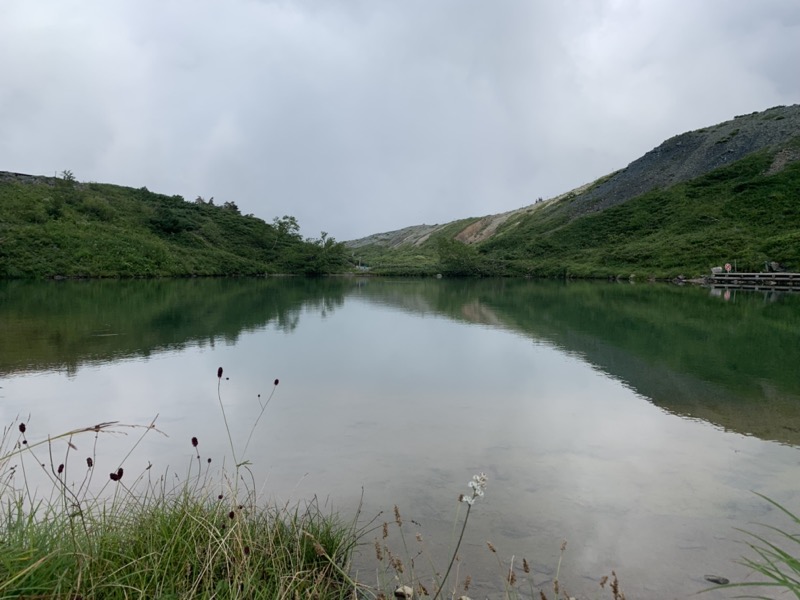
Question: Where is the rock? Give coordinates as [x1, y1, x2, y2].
[394, 585, 414, 599]
[703, 574, 730, 585]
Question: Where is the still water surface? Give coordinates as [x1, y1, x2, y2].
[2, 278, 799, 599]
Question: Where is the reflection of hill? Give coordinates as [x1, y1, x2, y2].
[352, 279, 800, 446]
[5, 278, 800, 446]
[0, 278, 347, 376]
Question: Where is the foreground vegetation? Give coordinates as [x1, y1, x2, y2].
[0, 415, 626, 599]
[0, 171, 349, 278]
[0, 377, 364, 599]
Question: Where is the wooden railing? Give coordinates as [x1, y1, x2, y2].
[709, 272, 800, 290]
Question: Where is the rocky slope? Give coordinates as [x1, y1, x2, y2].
[566, 104, 800, 216]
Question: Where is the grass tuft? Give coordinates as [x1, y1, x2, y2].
[0, 374, 363, 599]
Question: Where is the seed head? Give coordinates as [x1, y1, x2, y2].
[57, 464, 64, 474]
[523, 558, 530, 574]
[86, 457, 93, 468]
[243, 546, 251, 556]
[274, 378, 279, 386]
[18, 423, 26, 434]
[392, 557, 404, 574]
[191, 436, 199, 447]
[217, 367, 223, 379]
[394, 505, 402, 527]
[487, 541, 497, 553]
[382, 522, 389, 539]
[228, 511, 235, 520]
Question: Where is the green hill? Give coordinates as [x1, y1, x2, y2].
[347, 104, 800, 278]
[0, 172, 347, 278]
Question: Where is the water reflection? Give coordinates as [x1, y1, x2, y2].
[0, 278, 348, 376]
[350, 278, 800, 446]
[3, 277, 800, 444]
[2, 278, 800, 599]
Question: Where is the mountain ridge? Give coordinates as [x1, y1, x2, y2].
[346, 104, 800, 252]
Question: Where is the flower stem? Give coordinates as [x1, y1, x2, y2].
[433, 503, 471, 600]
[217, 378, 237, 466]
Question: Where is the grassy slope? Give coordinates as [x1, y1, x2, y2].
[0, 177, 346, 278]
[481, 144, 800, 277]
[356, 140, 800, 278]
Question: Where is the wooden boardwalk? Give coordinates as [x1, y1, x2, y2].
[709, 272, 800, 291]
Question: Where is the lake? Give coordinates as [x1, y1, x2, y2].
[2, 277, 800, 599]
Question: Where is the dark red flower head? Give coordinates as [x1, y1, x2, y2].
[217, 367, 223, 379]
[191, 437, 198, 447]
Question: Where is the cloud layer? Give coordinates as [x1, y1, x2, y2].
[2, 1, 798, 239]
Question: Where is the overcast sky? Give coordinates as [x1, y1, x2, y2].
[2, 1, 799, 241]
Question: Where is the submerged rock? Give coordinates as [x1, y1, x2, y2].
[394, 585, 414, 599]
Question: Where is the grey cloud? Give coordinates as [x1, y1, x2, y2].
[1, 0, 798, 240]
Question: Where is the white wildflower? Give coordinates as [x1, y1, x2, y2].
[462, 472, 487, 505]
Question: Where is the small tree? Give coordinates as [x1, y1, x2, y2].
[271, 215, 302, 250]
[55, 169, 80, 204]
